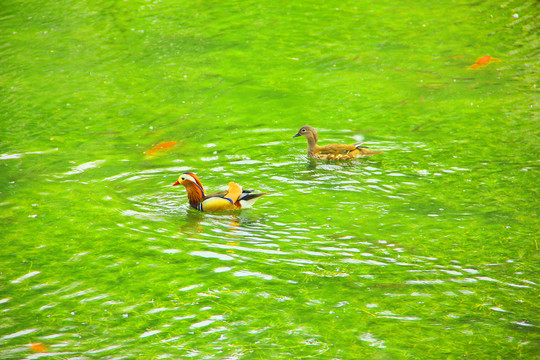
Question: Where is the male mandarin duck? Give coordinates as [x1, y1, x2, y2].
[293, 125, 382, 160]
[173, 172, 265, 211]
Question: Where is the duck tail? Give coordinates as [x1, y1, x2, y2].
[238, 192, 266, 208]
[355, 143, 382, 156]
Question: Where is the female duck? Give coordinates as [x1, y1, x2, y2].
[293, 125, 382, 160]
[173, 172, 265, 211]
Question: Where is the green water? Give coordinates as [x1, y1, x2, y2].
[1, 0, 538, 358]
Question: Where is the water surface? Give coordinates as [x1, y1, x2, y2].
[0, 0, 538, 359]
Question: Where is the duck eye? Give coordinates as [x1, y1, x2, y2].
[301, 128, 306, 132]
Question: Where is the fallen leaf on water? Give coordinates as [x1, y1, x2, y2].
[145, 141, 177, 157]
[468, 55, 500, 70]
[30, 343, 47, 353]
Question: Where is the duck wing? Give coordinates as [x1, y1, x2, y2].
[317, 144, 359, 155]
[204, 188, 265, 209]
[200, 182, 243, 211]
[205, 188, 261, 199]
[317, 143, 382, 159]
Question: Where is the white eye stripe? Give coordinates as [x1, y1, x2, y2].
[181, 174, 197, 183]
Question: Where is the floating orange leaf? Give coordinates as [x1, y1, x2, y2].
[30, 343, 47, 353]
[145, 141, 177, 157]
[468, 55, 500, 69]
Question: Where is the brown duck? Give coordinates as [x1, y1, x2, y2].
[293, 125, 382, 160]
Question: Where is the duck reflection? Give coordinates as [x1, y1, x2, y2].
[305, 158, 361, 170]
[178, 208, 263, 236]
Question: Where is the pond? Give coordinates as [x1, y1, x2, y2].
[0, 0, 538, 359]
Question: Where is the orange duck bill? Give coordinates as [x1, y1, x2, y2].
[293, 125, 382, 160]
[173, 172, 265, 211]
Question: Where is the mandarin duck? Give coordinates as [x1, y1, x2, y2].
[173, 172, 265, 211]
[293, 125, 382, 160]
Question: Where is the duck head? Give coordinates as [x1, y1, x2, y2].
[173, 172, 205, 196]
[293, 125, 319, 143]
